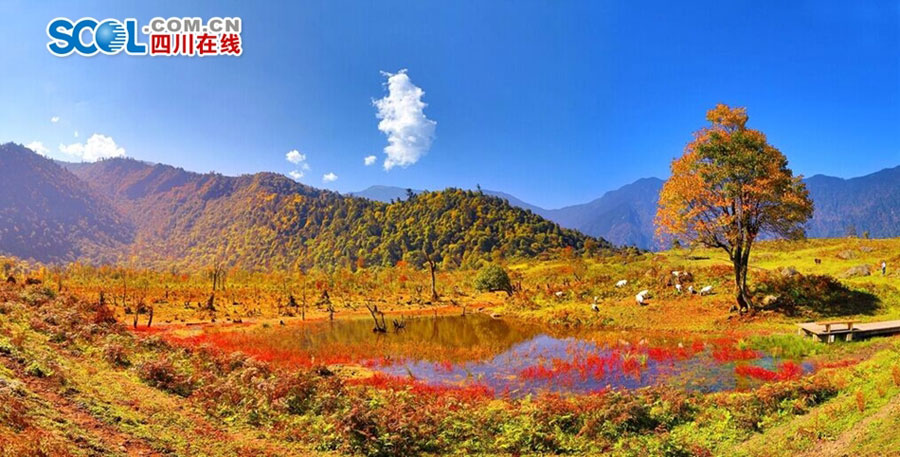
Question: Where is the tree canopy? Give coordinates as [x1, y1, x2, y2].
[473, 264, 513, 295]
[656, 104, 813, 311]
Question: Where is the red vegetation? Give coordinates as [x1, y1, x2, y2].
[708, 337, 761, 362]
[349, 373, 494, 403]
[735, 361, 803, 382]
[517, 336, 766, 386]
[172, 332, 354, 368]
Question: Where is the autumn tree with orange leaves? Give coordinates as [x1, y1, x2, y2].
[656, 104, 813, 312]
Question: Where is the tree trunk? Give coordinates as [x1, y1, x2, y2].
[365, 304, 387, 333]
[301, 288, 307, 321]
[428, 259, 438, 301]
[733, 258, 753, 313]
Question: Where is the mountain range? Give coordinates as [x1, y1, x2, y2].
[3, 141, 899, 267]
[0, 144, 133, 263]
[352, 166, 900, 250]
[0, 142, 604, 267]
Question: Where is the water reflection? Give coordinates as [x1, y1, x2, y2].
[291, 314, 545, 358]
[207, 314, 812, 395]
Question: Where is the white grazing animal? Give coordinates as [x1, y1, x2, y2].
[615, 279, 628, 288]
[671, 271, 681, 277]
[700, 285, 713, 296]
[554, 291, 564, 298]
[591, 303, 600, 312]
[635, 293, 646, 305]
[637, 289, 650, 298]
[688, 285, 695, 294]
[675, 284, 682, 292]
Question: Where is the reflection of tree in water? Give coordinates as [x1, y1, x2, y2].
[219, 314, 546, 364]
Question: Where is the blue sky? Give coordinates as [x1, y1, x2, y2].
[0, 1, 898, 208]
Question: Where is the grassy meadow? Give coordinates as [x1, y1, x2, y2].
[1, 237, 899, 456]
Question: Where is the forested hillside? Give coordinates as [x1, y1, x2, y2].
[63, 158, 606, 269]
[804, 166, 900, 239]
[355, 166, 900, 251]
[0, 143, 132, 263]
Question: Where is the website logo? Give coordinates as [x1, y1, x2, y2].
[47, 17, 242, 57]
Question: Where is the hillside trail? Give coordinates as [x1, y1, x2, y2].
[799, 391, 900, 457]
[1, 356, 163, 457]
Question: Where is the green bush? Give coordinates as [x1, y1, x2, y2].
[473, 265, 513, 295]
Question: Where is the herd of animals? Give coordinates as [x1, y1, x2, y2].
[549, 269, 714, 313]
[606, 271, 714, 309]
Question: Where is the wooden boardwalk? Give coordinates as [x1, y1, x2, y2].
[798, 319, 900, 342]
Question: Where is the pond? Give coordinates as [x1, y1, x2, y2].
[184, 313, 813, 396]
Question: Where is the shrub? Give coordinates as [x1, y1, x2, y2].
[0, 338, 14, 355]
[277, 371, 326, 415]
[473, 265, 513, 296]
[337, 390, 441, 457]
[138, 358, 193, 397]
[24, 361, 50, 378]
[92, 304, 117, 325]
[715, 376, 838, 432]
[20, 287, 55, 306]
[0, 427, 73, 457]
[139, 336, 169, 351]
[753, 272, 879, 317]
[102, 343, 130, 367]
[0, 387, 30, 431]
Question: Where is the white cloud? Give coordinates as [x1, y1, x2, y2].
[25, 141, 49, 156]
[364, 155, 376, 166]
[286, 149, 306, 165]
[59, 133, 126, 162]
[373, 69, 436, 170]
[50, 116, 60, 123]
[285, 149, 311, 181]
[322, 172, 338, 183]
